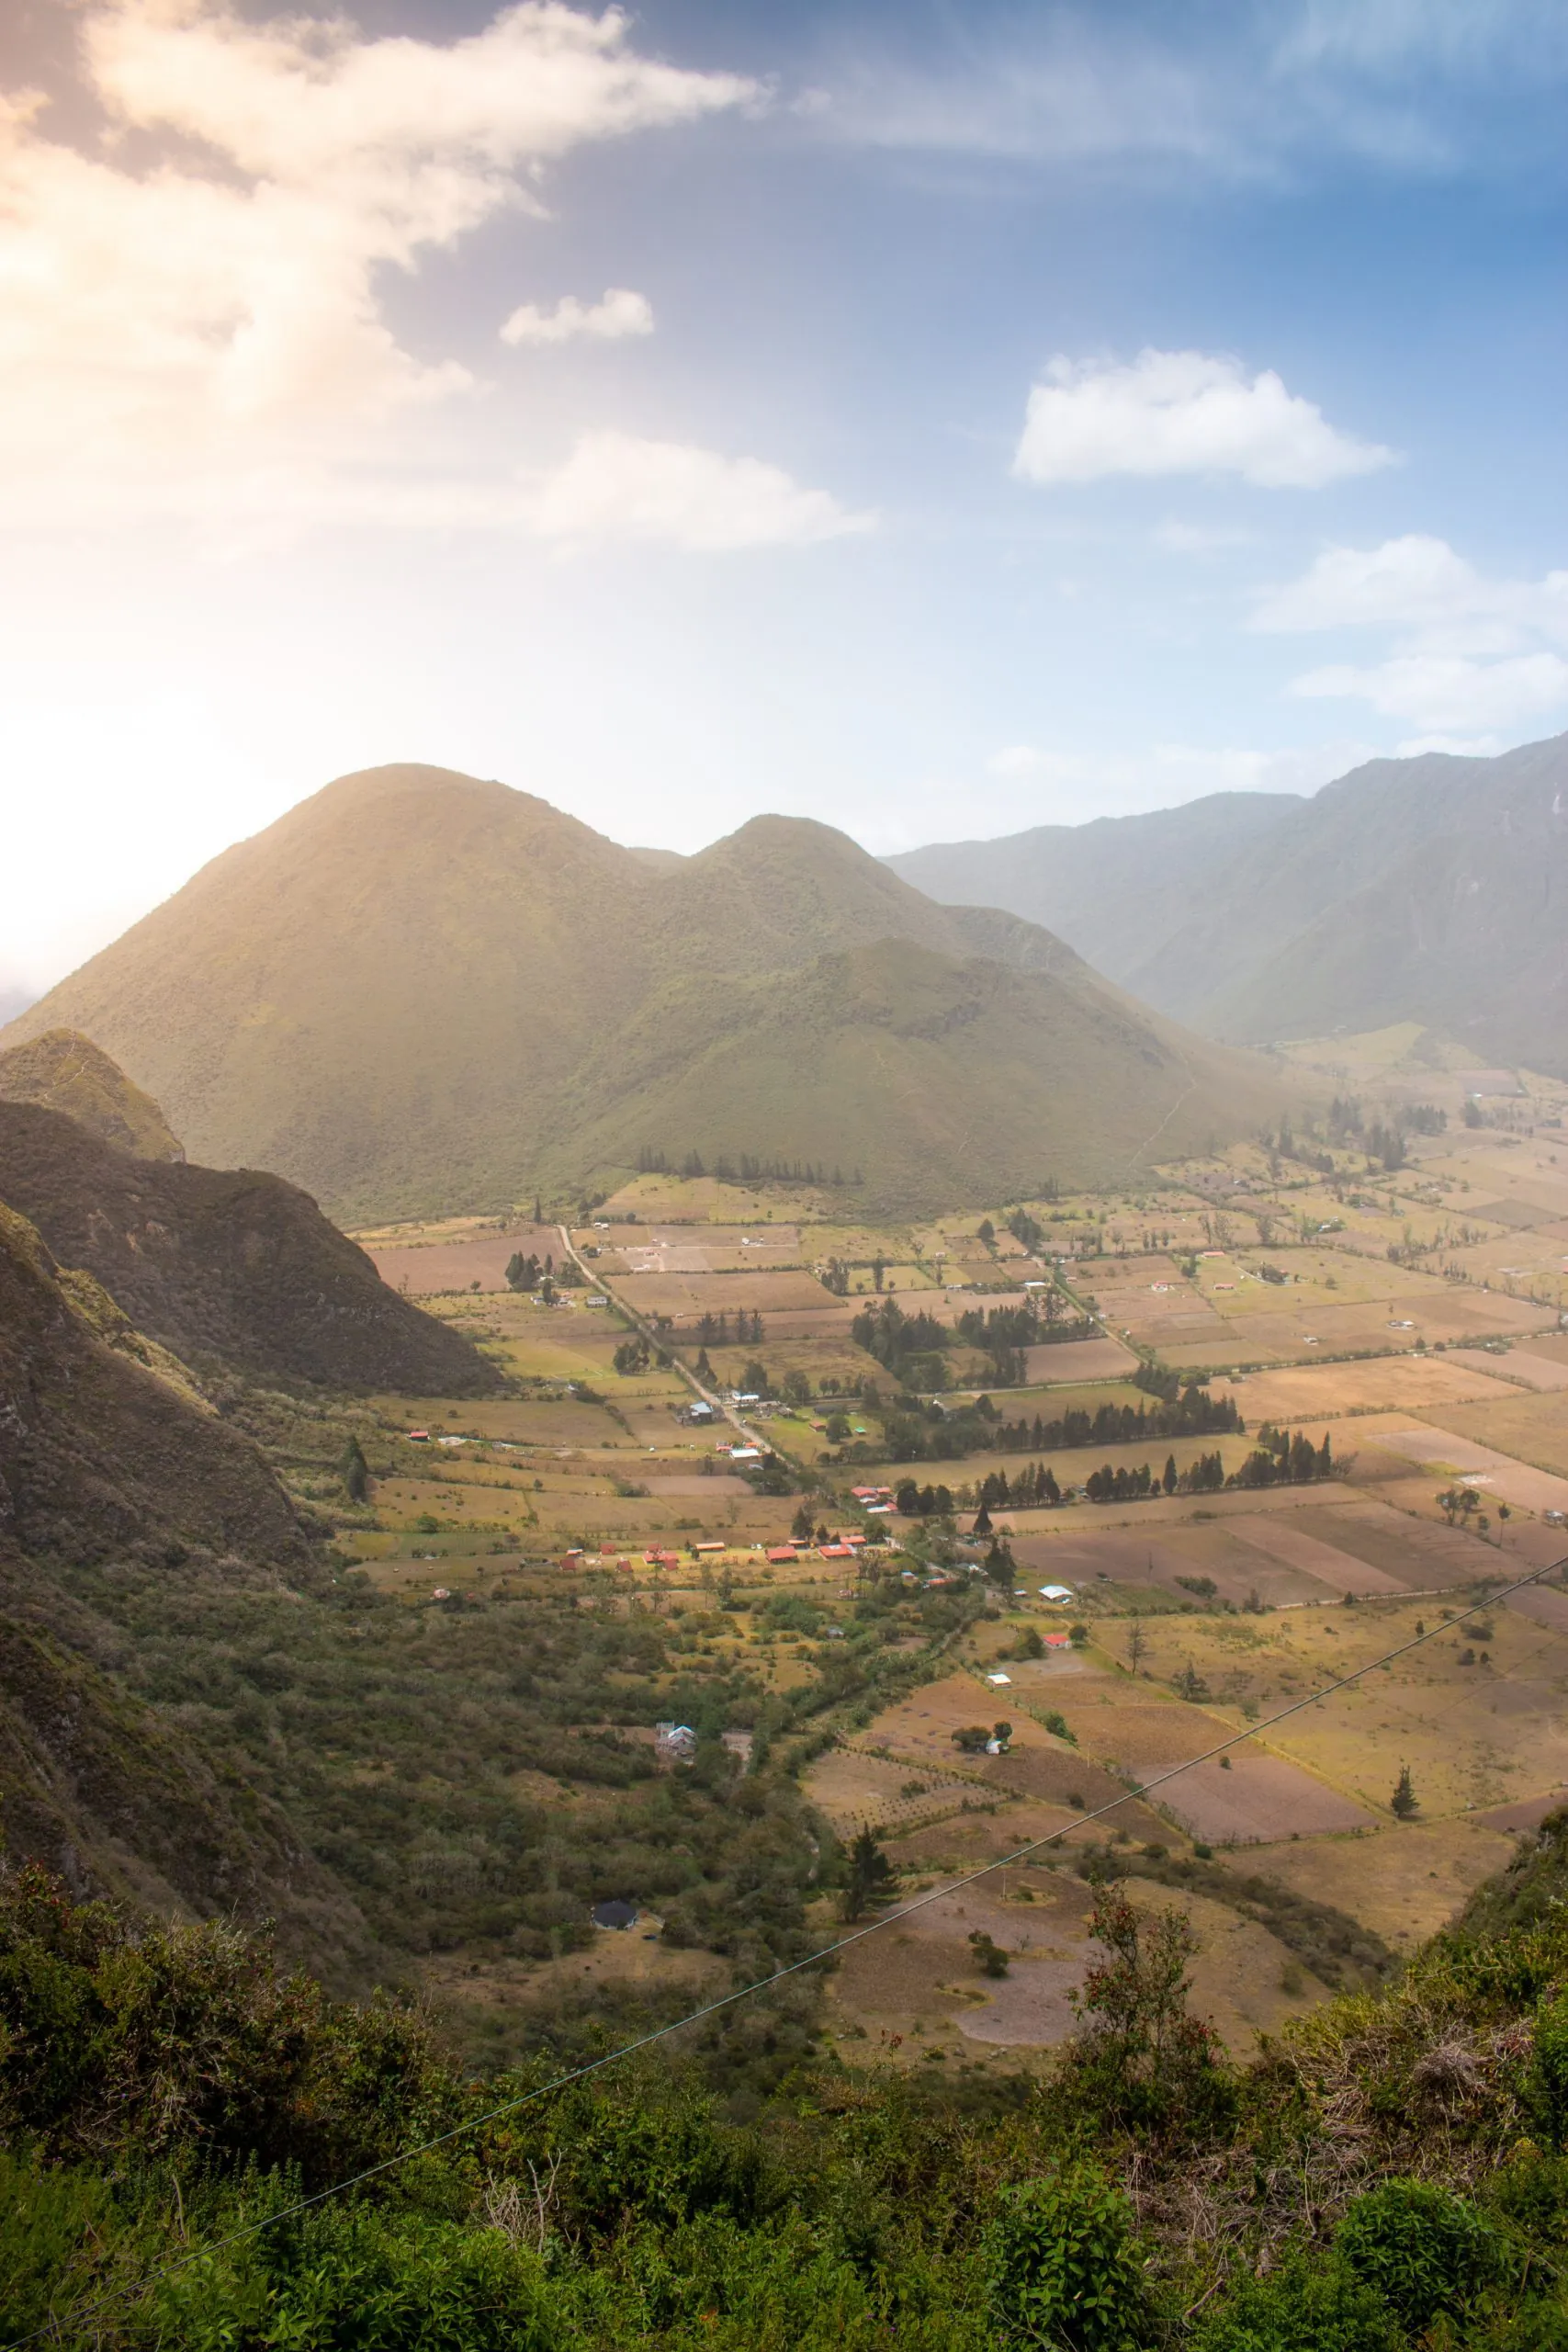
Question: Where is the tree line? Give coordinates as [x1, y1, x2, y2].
[635, 1147, 861, 1186]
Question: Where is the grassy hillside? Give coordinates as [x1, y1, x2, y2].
[0, 765, 1292, 1222]
[890, 732, 1568, 1073]
[551, 934, 1283, 1209]
[0, 1100, 501, 1394]
[0, 1026, 185, 1159]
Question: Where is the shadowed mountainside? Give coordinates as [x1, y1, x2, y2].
[0, 1200, 305, 1566]
[1, 764, 1293, 1220]
[0, 1025, 186, 1159]
[0, 1202, 376, 1964]
[0, 1099, 501, 1393]
[888, 732, 1568, 1072]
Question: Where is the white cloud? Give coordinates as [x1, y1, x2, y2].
[525, 431, 874, 551]
[0, 1, 755, 530]
[1293, 653, 1568, 733]
[1254, 534, 1568, 647]
[501, 287, 654, 345]
[1013, 350, 1395, 490]
[1256, 535, 1568, 733]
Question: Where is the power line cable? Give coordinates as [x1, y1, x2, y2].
[7, 1550, 1562, 2350]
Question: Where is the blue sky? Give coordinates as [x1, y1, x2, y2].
[2, 0, 1565, 996]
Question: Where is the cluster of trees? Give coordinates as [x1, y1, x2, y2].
[635, 1147, 859, 1186]
[878, 1386, 1243, 1468]
[39, 1534, 826, 1992]
[952, 1295, 1090, 1383]
[1078, 1427, 1337, 1507]
[689, 1308, 766, 1345]
[505, 1250, 582, 1294]
[1088, 1453, 1227, 1503]
[1230, 1424, 1337, 1488]
[893, 1478, 956, 1516]
[851, 1295, 1091, 1397]
[613, 1336, 652, 1375]
[850, 1297, 951, 1385]
[976, 1461, 1062, 1509]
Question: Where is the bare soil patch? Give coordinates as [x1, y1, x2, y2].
[1215, 1353, 1519, 1422]
[1232, 1819, 1516, 1951]
[367, 1226, 557, 1295]
[1021, 1336, 1141, 1383]
[1445, 1347, 1568, 1393]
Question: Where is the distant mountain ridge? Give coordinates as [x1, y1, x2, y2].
[0, 763, 1292, 1220]
[886, 732, 1568, 1073]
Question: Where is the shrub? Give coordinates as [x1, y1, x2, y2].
[984, 2164, 1150, 2350]
[1335, 2178, 1505, 2332]
[1190, 2255, 1402, 2351]
[1530, 1991, 1568, 2144]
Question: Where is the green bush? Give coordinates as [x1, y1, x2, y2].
[153, 2202, 560, 2352]
[1335, 2178, 1504, 2332]
[984, 2164, 1150, 2350]
[1190, 2255, 1402, 2351]
[1530, 1992, 1568, 2144]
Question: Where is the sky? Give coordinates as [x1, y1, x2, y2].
[2, 0, 1566, 1002]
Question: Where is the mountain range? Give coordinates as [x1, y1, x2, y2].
[887, 731, 1568, 1074]
[1, 765, 1292, 1222]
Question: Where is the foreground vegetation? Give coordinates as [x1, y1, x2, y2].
[9, 1813, 1568, 2348]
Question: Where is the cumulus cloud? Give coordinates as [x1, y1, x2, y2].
[0, 1, 767, 534]
[501, 288, 654, 345]
[1013, 350, 1395, 490]
[525, 431, 874, 551]
[1256, 535, 1568, 733]
[1292, 653, 1568, 733]
[1254, 534, 1568, 644]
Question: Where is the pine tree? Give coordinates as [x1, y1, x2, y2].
[840, 1826, 896, 1920]
[1391, 1763, 1418, 1819]
[339, 1435, 369, 1504]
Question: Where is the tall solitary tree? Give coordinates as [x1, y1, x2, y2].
[1391, 1764, 1418, 1820]
[339, 1435, 369, 1504]
[840, 1826, 896, 1921]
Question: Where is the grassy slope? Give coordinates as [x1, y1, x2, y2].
[553, 935, 1283, 1211]
[1, 765, 1292, 1222]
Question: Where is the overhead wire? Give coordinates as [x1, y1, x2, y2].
[6, 1548, 1564, 2350]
